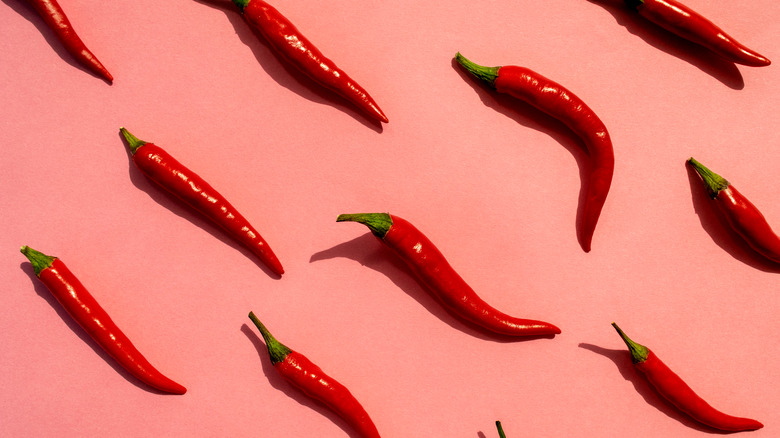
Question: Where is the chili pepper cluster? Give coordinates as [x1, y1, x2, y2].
[13, 0, 776, 436]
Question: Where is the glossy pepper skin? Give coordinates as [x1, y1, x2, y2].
[20, 246, 186, 394]
[26, 0, 113, 82]
[248, 312, 381, 438]
[455, 53, 613, 253]
[120, 128, 284, 276]
[229, 0, 388, 123]
[612, 323, 762, 432]
[688, 158, 780, 263]
[625, 0, 770, 66]
[337, 213, 561, 337]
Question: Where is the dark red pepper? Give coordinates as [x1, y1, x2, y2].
[455, 53, 614, 252]
[20, 246, 186, 394]
[688, 157, 780, 263]
[120, 127, 284, 276]
[26, 0, 113, 82]
[612, 323, 762, 432]
[624, 0, 770, 66]
[248, 312, 381, 438]
[337, 213, 561, 337]
[228, 0, 388, 123]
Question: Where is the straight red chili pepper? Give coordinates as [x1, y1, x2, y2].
[20, 246, 186, 394]
[228, 0, 388, 124]
[247, 312, 381, 438]
[624, 0, 770, 66]
[120, 127, 284, 276]
[337, 213, 561, 337]
[611, 323, 762, 431]
[688, 157, 780, 263]
[26, 0, 113, 82]
[455, 53, 614, 253]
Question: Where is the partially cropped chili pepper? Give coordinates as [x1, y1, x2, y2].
[247, 312, 381, 438]
[612, 323, 762, 432]
[337, 213, 561, 337]
[26, 0, 113, 82]
[120, 127, 284, 276]
[455, 53, 614, 253]
[20, 246, 186, 394]
[228, 0, 387, 123]
[688, 157, 780, 264]
[495, 421, 507, 438]
[623, 0, 770, 67]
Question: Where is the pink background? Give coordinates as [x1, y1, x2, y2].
[1, 0, 779, 436]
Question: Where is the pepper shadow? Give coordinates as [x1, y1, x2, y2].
[310, 233, 558, 343]
[19, 261, 181, 395]
[240, 323, 367, 438]
[452, 58, 594, 252]
[192, 0, 383, 132]
[686, 161, 780, 273]
[3, 0, 113, 84]
[585, 0, 744, 89]
[578, 342, 730, 434]
[118, 130, 282, 279]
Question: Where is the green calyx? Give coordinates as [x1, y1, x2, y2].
[119, 127, 147, 155]
[230, 0, 250, 12]
[455, 52, 500, 88]
[336, 213, 393, 238]
[687, 157, 730, 199]
[20, 246, 56, 276]
[496, 420, 507, 438]
[248, 311, 292, 365]
[612, 323, 649, 364]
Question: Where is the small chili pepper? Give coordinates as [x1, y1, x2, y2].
[455, 53, 614, 252]
[228, 0, 388, 124]
[688, 157, 780, 264]
[623, 0, 770, 66]
[247, 312, 381, 438]
[612, 322, 762, 431]
[337, 213, 561, 337]
[20, 246, 186, 394]
[120, 127, 284, 276]
[495, 420, 507, 438]
[26, 0, 113, 82]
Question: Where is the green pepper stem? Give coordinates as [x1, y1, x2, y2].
[496, 420, 507, 438]
[119, 127, 148, 155]
[455, 52, 500, 88]
[248, 311, 292, 365]
[20, 246, 56, 277]
[612, 322, 649, 364]
[230, 0, 249, 11]
[687, 157, 730, 198]
[336, 213, 393, 238]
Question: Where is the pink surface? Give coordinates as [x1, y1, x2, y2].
[1, 0, 778, 436]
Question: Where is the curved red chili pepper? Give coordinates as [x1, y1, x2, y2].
[20, 246, 186, 394]
[26, 0, 113, 82]
[688, 157, 780, 263]
[247, 312, 381, 438]
[611, 323, 762, 431]
[455, 53, 614, 252]
[229, 0, 388, 124]
[120, 128, 284, 276]
[624, 0, 770, 66]
[337, 213, 561, 337]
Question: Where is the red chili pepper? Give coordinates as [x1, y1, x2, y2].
[688, 157, 780, 263]
[26, 0, 113, 82]
[455, 53, 614, 253]
[337, 213, 561, 337]
[120, 127, 284, 276]
[247, 312, 381, 438]
[612, 323, 762, 432]
[228, 0, 388, 124]
[624, 0, 770, 66]
[20, 246, 186, 394]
